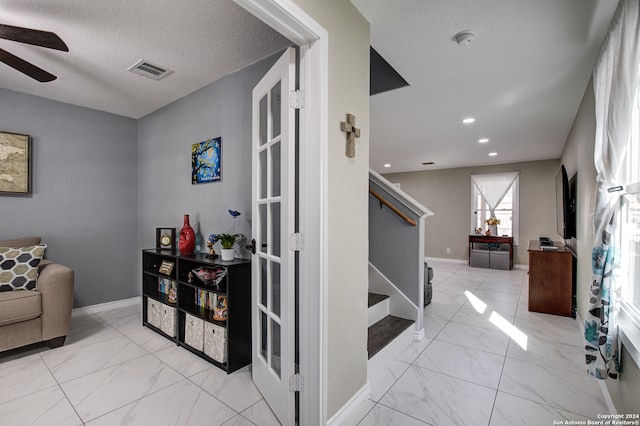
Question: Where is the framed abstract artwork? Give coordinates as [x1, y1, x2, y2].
[191, 137, 222, 184]
[0, 131, 31, 195]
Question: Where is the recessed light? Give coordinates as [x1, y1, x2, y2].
[462, 118, 475, 124]
[488, 152, 497, 156]
[383, 163, 391, 168]
[478, 138, 489, 143]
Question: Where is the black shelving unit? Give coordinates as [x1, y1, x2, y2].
[142, 250, 179, 341]
[142, 249, 251, 374]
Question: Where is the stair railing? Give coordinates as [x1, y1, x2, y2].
[369, 188, 417, 226]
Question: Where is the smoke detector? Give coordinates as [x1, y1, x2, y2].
[454, 31, 475, 46]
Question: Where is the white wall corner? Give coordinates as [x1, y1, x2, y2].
[326, 382, 371, 426]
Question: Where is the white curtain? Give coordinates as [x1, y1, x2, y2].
[585, 0, 640, 380]
[470, 172, 519, 216]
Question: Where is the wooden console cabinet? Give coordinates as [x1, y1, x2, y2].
[527, 240, 575, 317]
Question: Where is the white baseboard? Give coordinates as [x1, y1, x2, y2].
[598, 380, 617, 415]
[72, 296, 141, 316]
[327, 382, 371, 426]
[426, 257, 528, 271]
[425, 257, 467, 265]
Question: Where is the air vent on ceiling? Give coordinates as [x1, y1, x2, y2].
[422, 162, 435, 166]
[127, 59, 173, 81]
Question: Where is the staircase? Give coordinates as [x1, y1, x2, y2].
[367, 170, 433, 379]
[367, 292, 415, 373]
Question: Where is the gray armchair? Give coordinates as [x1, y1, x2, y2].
[0, 237, 74, 352]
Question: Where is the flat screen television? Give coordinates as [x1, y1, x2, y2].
[556, 164, 576, 241]
[568, 172, 577, 239]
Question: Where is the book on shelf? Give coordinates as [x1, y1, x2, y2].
[194, 289, 224, 311]
[158, 278, 175, 295]
[208, 292, 217, 310]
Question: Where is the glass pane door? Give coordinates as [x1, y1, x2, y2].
[251, 47, 296, 425]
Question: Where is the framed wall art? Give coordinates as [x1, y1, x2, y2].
[0, 131, 31, 195]
[191, 137, 221, 184]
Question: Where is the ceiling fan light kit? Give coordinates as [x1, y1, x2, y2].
[0, 23, 68, 82]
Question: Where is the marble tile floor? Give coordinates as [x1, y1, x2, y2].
[0, 303, 278, 426]
[346, 260, 610, 426]
[0, 261, 610, 426]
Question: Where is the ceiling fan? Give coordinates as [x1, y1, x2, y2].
[0, 23, 68, 82]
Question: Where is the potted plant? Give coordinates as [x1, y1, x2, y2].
[214, 210, 244, 261]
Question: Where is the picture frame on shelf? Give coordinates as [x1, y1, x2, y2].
[158, 260, 175, 276]
[0, 131, 31, 195]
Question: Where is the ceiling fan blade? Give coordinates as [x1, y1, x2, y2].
[0, 24, 68, 52]
[0, 48, 57, 82]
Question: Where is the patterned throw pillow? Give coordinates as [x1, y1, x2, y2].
[0, 244, 47, 292]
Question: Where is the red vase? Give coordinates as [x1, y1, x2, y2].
[179, 214, 196, 255]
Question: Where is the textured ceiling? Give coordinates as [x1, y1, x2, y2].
[0, 0, 290, 118]
[1, 0, 620, 172]
[353, 0, 619, 173]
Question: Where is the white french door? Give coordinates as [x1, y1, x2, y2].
[251, 46, 296, 425]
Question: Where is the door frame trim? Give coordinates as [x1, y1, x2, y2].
[233, 1, 328, 424]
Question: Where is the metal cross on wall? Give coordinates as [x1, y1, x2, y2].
[340, 113, 361, 158]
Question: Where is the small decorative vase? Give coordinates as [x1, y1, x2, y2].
[179, 214, 196, 255]
[489, 225, 498, 236]
[220, 248, 234, 261]
[195, 222, 203, 253]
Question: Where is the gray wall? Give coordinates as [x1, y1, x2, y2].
[384, 159, 560, 265]
[369, 181, 421, 306]
[0, 88, 138, 307]
[560, 81, 640, 414]
[0, 53, 280, 306]
[137, 54, 280, 257]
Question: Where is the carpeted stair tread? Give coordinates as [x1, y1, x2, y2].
[367, 315, 414, 359]
[368, 292, 390, 308]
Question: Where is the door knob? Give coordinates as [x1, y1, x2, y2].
[246, 239, 256, 255]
